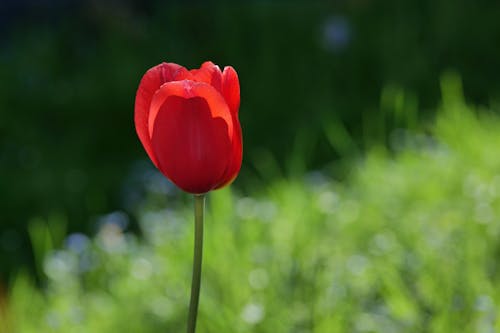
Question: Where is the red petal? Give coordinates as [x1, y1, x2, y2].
[214, 66, 242, 188]
[134, 62, 184, 167]
[189, 61, 223, 92]
[149, 80, 234, 193]
[173, 67, 194, 81]
[214, 120, 242, 189]
[221, 66, 240, 116]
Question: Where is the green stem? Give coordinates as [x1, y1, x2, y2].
[187, 194, 205, 333]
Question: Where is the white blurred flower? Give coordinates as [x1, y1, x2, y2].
[241, 302, 265, 324]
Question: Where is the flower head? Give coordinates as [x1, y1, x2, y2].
[134, 61, 242, 194]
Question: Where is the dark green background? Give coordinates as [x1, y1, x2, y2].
[1, 0, 500, 279]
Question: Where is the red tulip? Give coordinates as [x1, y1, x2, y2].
[134, 61, 242, 194]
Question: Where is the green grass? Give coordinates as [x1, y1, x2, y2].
[4, 77, 500, 332]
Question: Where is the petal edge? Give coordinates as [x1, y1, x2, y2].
[134, 62, 184, 167]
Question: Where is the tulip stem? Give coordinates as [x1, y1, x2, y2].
[187, 194, 205, 333]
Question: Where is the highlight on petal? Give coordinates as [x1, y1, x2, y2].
[148, 80, 233, 139]
[221, 66, 240, 116]
[148, 80, 234, 193]
[134, 62, 184, 167]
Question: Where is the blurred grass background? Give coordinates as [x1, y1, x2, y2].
[1, 0, 500, 332]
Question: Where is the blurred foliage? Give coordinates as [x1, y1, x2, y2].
[2, 0, 500, 279]
[3, 78, 500, 332]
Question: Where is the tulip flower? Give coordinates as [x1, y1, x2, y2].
[134, 61, 242, 333]
[134, 61, 242, 194]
